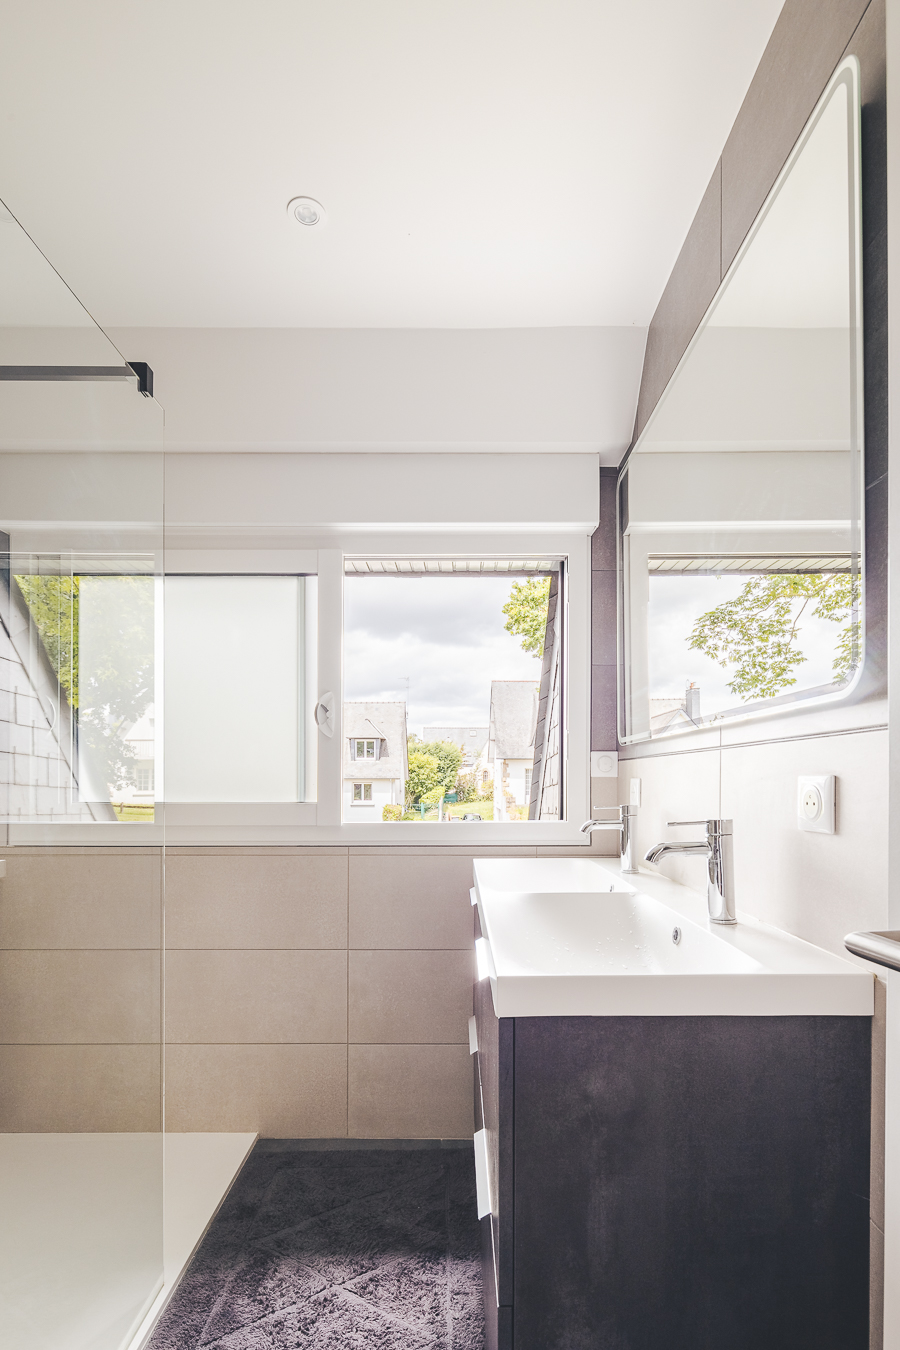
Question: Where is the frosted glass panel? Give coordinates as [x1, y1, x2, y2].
[164, 575, 303, 802]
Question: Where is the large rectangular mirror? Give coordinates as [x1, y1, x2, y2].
[619, 57, 863, 741]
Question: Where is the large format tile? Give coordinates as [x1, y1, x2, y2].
[0, 950, 160, 1044]
[349, 950, 473, 1044]
[349, 1044, 474, 1138]
[618, 748, 721, 892]
[165, 949, 347, 1043]
[349, 853, 474, 948]
[165, 1044, 347, 1135]
[164, 853, 347, 949]
[719, 729, 888, 955]
[0, 1044, 161, 1131]
[0, 852, 161, 949]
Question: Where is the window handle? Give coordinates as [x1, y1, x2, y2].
[315, 691, 335, 737]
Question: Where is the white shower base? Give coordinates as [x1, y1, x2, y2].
[0, 1131, 255, 1350]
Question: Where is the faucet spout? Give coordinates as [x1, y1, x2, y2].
[580, 805, 638, 875]
[643, 839, 708, 867]
[644, 819, 736, 925]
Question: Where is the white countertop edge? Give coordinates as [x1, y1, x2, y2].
[486, 972, 875, 1019]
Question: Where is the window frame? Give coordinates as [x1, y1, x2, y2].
[8, 532, 591, 845]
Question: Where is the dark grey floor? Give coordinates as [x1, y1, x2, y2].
[148, 1141, 485, 1349]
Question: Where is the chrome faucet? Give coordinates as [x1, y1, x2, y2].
[644, 819, 736, 924]
[580, 805, 638, 875]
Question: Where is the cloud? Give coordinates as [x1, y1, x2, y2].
[344, 575, 541, 733]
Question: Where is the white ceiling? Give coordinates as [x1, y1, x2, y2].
[0, 0, 784, 330]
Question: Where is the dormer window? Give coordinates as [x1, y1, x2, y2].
[351, 737, 381, 760]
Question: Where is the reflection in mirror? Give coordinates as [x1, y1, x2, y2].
[619, 58, 862, 741]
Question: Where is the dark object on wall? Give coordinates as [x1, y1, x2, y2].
[126, 361, 154, 397]
[475, 976, 871, 1350]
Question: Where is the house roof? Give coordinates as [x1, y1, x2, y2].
[489, 681, 538, 761]
[344, 702, 408, 781]
[422, 726, 489, 756]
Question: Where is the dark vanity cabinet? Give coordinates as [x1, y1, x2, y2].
[473, 975, 871, 1350]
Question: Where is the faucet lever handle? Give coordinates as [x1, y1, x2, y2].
[668, 818, 732, 833]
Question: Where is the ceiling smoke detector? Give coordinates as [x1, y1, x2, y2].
[287, 196, 326, 228]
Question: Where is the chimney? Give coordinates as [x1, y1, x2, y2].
[684, 682, 700, 722]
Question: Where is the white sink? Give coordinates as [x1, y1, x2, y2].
[473, 857, 873, 1017]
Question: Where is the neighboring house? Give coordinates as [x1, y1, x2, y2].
[487, 681, 538, 821]
[422, 725, 489, 769]
[116, 707, 156, 805]
[649, 684, 702, 736]
[343, 701, 409, 821]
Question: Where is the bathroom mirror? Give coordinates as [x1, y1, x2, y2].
[618, 58, 863, 741]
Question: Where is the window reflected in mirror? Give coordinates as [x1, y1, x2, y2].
[619, 58, 862, 741]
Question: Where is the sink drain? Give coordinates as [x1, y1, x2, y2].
[672, 927, 682, 945]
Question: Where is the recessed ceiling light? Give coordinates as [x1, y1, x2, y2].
[287, 196, 326, 228]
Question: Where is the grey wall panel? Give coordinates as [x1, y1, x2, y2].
[633, 163, 721, 442]
[721, 0, 870, 272]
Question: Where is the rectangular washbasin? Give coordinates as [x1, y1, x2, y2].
[473, 858, 873, 1018]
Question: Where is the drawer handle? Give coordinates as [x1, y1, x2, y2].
[474, 1128, 493, 1219]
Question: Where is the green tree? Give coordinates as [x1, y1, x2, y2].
[15, 574, 79, 705]
[503, 576, 551, 656]
[688, 572, 857, 701]
[405, 750, 442, 804]
[405, 737, 464, 805]
[15, 573, 154, 794]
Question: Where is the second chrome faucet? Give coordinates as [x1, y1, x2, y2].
[645, 819, 736, 925]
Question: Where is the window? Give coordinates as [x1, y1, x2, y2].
[353, 782, 372, 801]
[342, 558, 565, 823]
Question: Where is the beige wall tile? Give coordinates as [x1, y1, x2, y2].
[0, 1045, 161, 1131]
[618, 749, 721, 893]
[165, 1044, 346, 1135]
[349, 950, 472, 1044]
[349, 1044, 473, 1138]
[0, 853, 161, 949]
[0, 951, 160, 1044]
[349, 853, 475, 948]
[164, 853, 347, 949]
[165, 949, 347, 1043]
[720, 730, 888, 955]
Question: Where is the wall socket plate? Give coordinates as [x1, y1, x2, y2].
[797, 775, 835, 834]
[630, 777, 642, 806]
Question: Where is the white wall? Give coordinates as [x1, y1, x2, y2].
[106, 327, 647, 462]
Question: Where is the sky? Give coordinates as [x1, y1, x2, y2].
[343, 575, 542, 737]
[648, 573, 849, 716]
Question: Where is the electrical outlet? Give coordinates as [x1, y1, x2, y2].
[797, 775, 835, 834]
[630, 778, 642, 807]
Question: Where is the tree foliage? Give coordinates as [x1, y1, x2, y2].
[15, 573, 155, 794]
[405, 736, 465, 804]
[688, 572, 857, 702]
[15, 574, 79, 705]
[503, 576, 551, 657]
